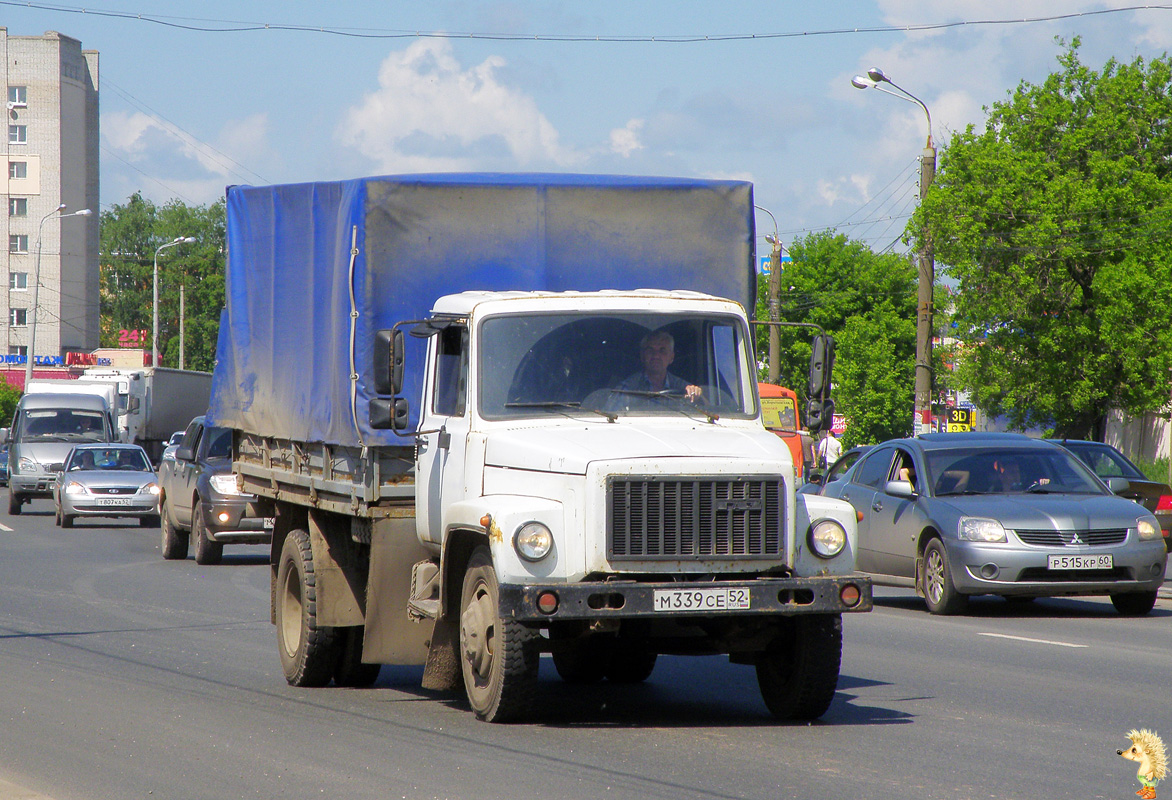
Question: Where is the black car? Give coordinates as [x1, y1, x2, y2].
[1058, 440, 1172, 551]
[157, 416, 272, 564]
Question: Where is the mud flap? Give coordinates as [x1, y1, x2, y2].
[362, 517, 432, 665]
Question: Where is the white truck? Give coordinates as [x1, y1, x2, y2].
[207, 174, 872, 723]
[78, 367, 212, 461]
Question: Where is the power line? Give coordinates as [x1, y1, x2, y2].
[1, 2, 1167, 42]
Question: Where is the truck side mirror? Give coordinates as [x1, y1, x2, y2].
[369, 397, 410, 431]
[373, 329, 404, 396]
[808, 334, 836, 397]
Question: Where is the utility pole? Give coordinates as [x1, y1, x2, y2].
[767, 233, 783, 384]
[179, 284, 186, 370]
[915, 140, 937, 431]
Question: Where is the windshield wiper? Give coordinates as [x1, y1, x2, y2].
[504, 401, 617, 423]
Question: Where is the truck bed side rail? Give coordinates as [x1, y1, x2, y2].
[233, 431, 415, 518]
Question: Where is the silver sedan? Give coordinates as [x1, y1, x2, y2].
[821, 432, 1167, 615]
[52, 444, 161, 528]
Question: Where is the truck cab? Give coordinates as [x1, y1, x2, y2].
[376, 290, 868, 720]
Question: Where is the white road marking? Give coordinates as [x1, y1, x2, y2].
[0, 522, 12, 532]
[978, 632, 1087, 648]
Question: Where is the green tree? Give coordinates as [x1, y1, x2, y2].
[756, 231, 917, 447]
[100, 194, 226, 371]
[911, 42, 1172, 439]
[0, 375, 21, 424]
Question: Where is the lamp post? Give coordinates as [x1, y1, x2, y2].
[26, 204, 92, 387]
[153, 236, 195, 368]
[754, 205, 784, 383]
[852, 66, 937, 433]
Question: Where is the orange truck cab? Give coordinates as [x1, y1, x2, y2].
[758, 383, 810, 479]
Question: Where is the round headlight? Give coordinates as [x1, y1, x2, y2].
[1137, 518, 1161, 541]
[514, 521, 553, 562]
[808, 519, 846, 558]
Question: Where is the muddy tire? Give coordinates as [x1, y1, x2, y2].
[551, 638, 606, 684]
[192, 503, 223, 565]
[276, 528, 338, 687]
[605, 645, 657, 684]
[159, 497, 188, 560]
[332, 625, 381, 688]
[459, 546, 539, 722]
[756, 613, 842, 721]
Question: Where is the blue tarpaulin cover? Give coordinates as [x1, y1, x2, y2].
[207, 173, 756, 447]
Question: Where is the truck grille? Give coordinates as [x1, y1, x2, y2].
[607, 476, 784, 560]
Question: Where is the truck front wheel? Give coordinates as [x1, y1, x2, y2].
[459, 546, 539, 722]
[276, 528, 338, 687]
[755, 613, 842, 721]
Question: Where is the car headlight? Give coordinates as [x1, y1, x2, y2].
[514, 521, 553, 562]
[64, 481, 88, 496]
[808, 519, 847, 558]
[958, 517, 1007, 542]
[141, 482, 161, 496]
[1137, 518, 1161, 541]
[18, 457, 36, 472]
[209, 473, 244, 496]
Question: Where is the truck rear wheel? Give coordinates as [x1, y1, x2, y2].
[756, 614, 842, 721]
[192, 504, 223, 565]
[459, 546, 539, 722]
[605, 645, 657, 684]
[551, 638, 606, 684]
[332, 626, 381, 688]
[276, 528, 338, 687]
[159, 498, 188, 560]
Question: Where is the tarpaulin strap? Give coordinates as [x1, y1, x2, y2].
[347, 225, 364, 446]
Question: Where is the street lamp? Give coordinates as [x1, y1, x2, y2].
[754, 205, 784, 383]
[26, 204, 92, 387]
[153, 236, 195, 368]
[852, 66, 937, 434]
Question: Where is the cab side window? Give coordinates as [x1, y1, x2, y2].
[433, 326, 468, 417]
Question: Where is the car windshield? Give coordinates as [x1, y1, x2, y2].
[926, 446, 1104, 496]
[20, 409, 107, 442]
[68, 447, 151, 472]
[478, 311, 758, 420]
[205, 427, 232, 459]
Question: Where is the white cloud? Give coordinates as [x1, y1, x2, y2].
[339, 40, 579, 172]
[609, 119, 644, 157]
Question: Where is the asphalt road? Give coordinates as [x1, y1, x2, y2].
[0, 497, 1168, 800]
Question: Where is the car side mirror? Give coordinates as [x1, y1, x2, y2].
[1106, 476, 1131, 494]
[0, 428, 8, 444]
[885, 479, 916, 498]
[48, 462, 65, 474]
[174, 446, 194, 462]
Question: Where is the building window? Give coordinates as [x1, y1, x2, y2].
[8, 346, 26, 359]
[9, 309, 27, 327]
[9, 198, 27, 217]
[9, 272, 27, 291]
[9, 161, 27, 179]
[8, 125, 27, 144]
[7, 86, 27, 107]
[9, 235, 29, 254]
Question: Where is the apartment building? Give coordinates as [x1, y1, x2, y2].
[1, 28, 99, 387]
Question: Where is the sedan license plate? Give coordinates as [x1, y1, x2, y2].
[653, 587, 751, 612]
[95, 497, 132, 507]
[1047, 554, 1113, 570]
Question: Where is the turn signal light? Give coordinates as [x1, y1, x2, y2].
[536, 591, 559, 614]
[840, 584, 861, 608]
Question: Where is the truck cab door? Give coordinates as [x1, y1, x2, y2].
[416, 325, 470, 546]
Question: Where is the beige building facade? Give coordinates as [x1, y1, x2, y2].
[1, 28, 99, 383]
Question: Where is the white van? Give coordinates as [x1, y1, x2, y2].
[3, 393, 115, 515]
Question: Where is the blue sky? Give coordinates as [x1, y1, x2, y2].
[5, 1, 1170, 257]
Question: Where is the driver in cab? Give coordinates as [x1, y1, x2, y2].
[617, 330, 703, 403]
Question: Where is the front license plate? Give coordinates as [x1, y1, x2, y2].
[1047, 554, 1113, 570]
[653, 587, 751, 612]
[95, 498, 132, 507]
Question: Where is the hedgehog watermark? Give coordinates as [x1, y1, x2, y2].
[1119, 729, 1168, 800]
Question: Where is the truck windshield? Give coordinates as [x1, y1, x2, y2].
[479, 312, 757, 420]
